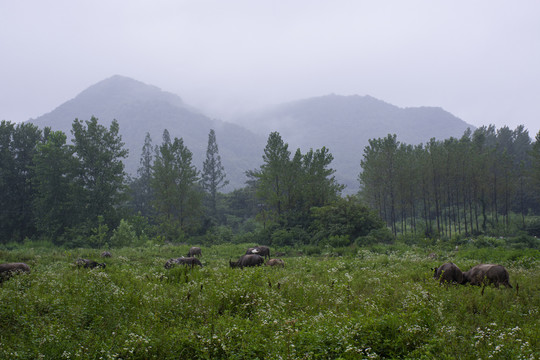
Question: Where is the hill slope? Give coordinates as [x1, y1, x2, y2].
[29, 75, 265, 190]
[236, 94, 475, 190]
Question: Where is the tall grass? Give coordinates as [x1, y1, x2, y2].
[1, 244, 538, 359]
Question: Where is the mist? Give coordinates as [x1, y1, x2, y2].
[1, 1, 539, 135]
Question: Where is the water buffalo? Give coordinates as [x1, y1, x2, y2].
[246, 246, 271, 259]
[462, 264, 512, 288]
[187, 246, 202, 257]
[266, 258, 285, 267]
[0, 262, 31, 282]
[230, 254, 264, 268]
[432, 262, 463, 284]
[165, 257, 202, 269]
[101, 251, 112, 258]
[75, 258, 106, 269]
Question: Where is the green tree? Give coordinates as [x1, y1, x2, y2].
[0, 121, 42, 242]
[130, 132, 154, 218]
[310, 196, 384, 244]
[249, 132, 343, 234]
[151, 129, 201, 239]
[247, 132, 291, 223]
[71, 117, 128, 232]
[530, 130, 540, 205]
[201, 129, 228, 219]
[31, 130, 78, 242]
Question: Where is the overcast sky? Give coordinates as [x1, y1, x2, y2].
[1, 1, 539, 136]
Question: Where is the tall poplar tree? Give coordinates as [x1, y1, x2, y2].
[130, 132, 154, 217]
[151, 129, 201, 239]
[201, 129, 228, 218]
[247, 132, 291, 223]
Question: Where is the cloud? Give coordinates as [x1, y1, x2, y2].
[1, 1, 539, 135]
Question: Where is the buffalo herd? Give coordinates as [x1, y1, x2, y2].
[1, 246, 513, 293]
[432, 262, 512, 288]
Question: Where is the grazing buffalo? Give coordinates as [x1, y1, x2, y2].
[266, 258, 285, 267]
[165, 257, 202, 269]
[0, 262, 31, 282]
[75, 258, 106, 269]
[230, 254, 264, 268]
[432, 262, 463, 284]
[187, 247, 202, 257]
[101, 251, 112, 258]
[463, 264, 512, 288]
[246, 246, 271, 259]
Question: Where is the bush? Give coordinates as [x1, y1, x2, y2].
[110, 219, 138, 247]
[368, 227, 394, 244]
[320, 235, 351, 248]
[508, 233, 540, 249]
[271, 227, 310, 247]
[524, 217, 540, 237]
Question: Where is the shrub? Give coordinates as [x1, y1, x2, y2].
[110, 219, 138, 247]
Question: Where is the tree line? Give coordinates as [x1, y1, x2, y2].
[359, 125, 540, 238]
[1, 118, 384, 248]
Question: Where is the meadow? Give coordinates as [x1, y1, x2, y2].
[0, 243, 539, 359]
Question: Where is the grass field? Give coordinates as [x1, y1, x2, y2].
[1, 243, 539, 359]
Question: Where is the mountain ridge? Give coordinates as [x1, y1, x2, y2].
[28, 75, 476, 193]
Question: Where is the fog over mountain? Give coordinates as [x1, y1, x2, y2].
[29, 76, 265, 191]
[28, 75, 475, 193]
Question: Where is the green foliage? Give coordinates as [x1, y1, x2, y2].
[248, 132, 344, 231]
[201, 129, 229, 218]
[207, 225, 233, 245]
[87, 216, 109, 248]
[110, 219, 138, 247]
[311, 196, 385, 244]
[151, 129, 201, 239]
[0, 121, 42, 242]
[31, 130, 78, 242]
[524, 216, 540, 237]
[71, 117, 128, 230]
[360, 126, 538, 239]
[271, 227, 310, 247]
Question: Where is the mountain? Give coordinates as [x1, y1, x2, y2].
[236, 94, 475, 191]
[28, 75, 265, 190]
[29, 76, 475, 194]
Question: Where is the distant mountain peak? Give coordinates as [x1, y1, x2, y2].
[75, 75, 186, 109]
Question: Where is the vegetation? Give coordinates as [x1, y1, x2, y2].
[0, 242, 538, 359]
[359, 126, 538, 238]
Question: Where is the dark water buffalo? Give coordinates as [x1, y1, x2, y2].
[187, 247, 202, 257]
[432, 262, 464, 284]
[0, 262, 31, 282]
[246, 246, 271, 259]
[101, 251, 112, 258]
[266, 258, 285, 267]
[463, 264, 512, 288]
[230, 254, 264, 268]
[75, 258, 106, 269]
[165, 257, 202, 269]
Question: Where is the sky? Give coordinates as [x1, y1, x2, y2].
[1, 1, 539, 136]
